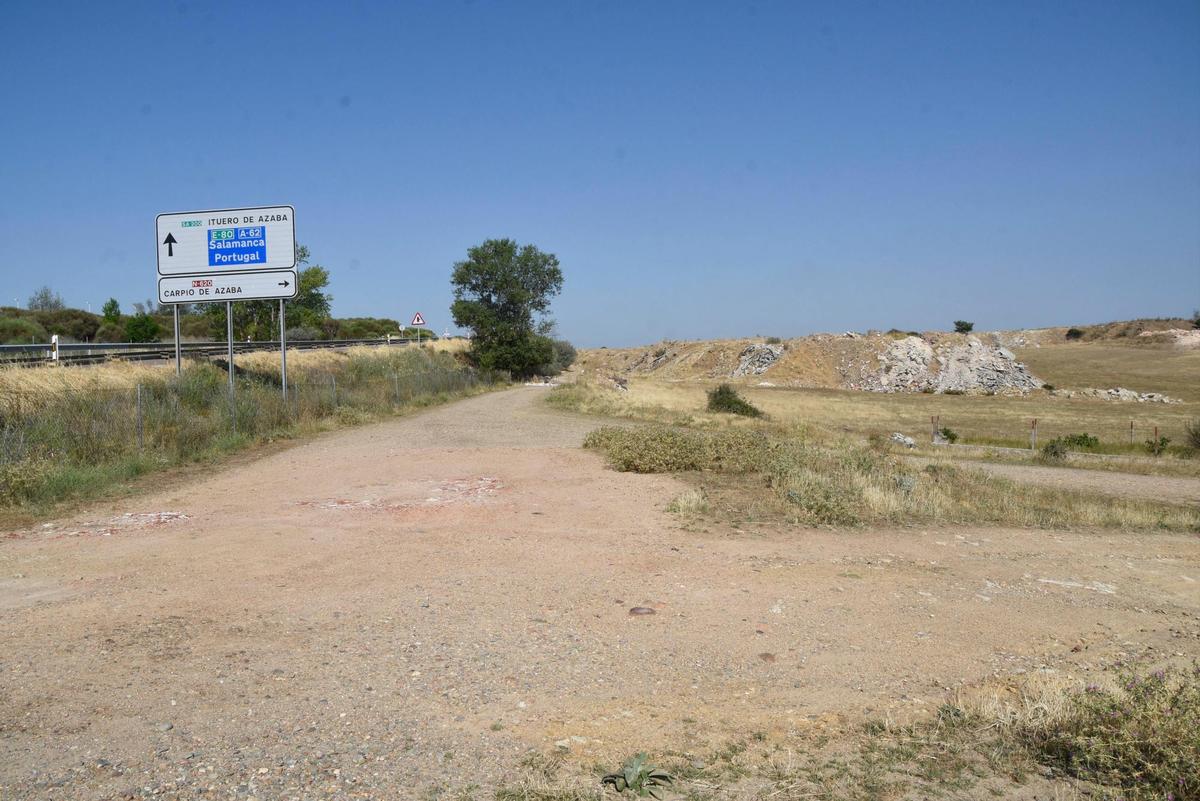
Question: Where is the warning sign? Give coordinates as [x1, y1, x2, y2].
[411, 312, 425, 326]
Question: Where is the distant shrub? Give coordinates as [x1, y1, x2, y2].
[1061, 433, 1100, 450]
[1042, 383, 1055, 391]
[953, 320, 974, 334]
[1145, 436, 1170, 457]
[124, 314, 162, 343]
[1066, 327, 1084, 340]
[93, 322, 125, 343]
[1186, 419, 1200, 452]
[764, 336, 782, 344]
[938, 427, 959, 444]
[942, 389, 966, 396]
[0, 316, 48, 344]
[1040, 439, 1069, 461]
[706, 384, 762, 417]
[285, 326, 322, 342]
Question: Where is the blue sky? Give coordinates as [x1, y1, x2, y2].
[1, 1, 1197, 347]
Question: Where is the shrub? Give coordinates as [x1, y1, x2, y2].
[1066, 327, 1084, 340]
[1040, 439, 1069, 461]
[1186, 419, 1200, 452]
[1145, 436, 1171, 456]
[0, 316, 48, 344]
[1061, 433, 1099, 450]
[124, 314, 162, 343]
[1020, 664, 1200, 801]
[706, 384, 762, 417]
[953, 320, 974, 334]
[285, 326, 322, 342]
[93, 322, 125, 343]
[942, 389, 965, 395]
[764, 336, 782, 344]
[938, 427, 959, 443]
[1042, 383, 1055, 391]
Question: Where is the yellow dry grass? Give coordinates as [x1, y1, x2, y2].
[0, 341, 471, 399]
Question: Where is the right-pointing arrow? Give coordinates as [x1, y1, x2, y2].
[278, 280, 290, 287]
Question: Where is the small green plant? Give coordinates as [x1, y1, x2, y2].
[706, 383, 762, 417]
[938, 426, 959, 444]
[1145, 435, 1171, 456]
[1040, 438, 1069, 461]
[602, 753, 673, 799]
[764, 336, 782, 344]
[1060, 433, 1099, 449]
[942, 388, 965, 395]
[953, 320, 974, 334]
[1065, 327, 1084, 340]
[1041, 383, 1055, 391]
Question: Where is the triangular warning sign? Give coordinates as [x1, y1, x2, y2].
[411, 312, 425, 327]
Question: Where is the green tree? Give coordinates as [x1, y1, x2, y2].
[450, 239, 564, 378]
[204, 245, 332, 339]
[102, 298, 121, 323]
[124, 314, 162, 343]
[953, 320, 974, 334]
[27, 286, 65, 311]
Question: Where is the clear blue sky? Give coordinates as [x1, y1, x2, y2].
[2, 1, 1197, 346]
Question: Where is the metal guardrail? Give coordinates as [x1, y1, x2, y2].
[0, 337, 422, 366]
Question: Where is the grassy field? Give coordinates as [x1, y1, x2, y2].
[0, 345, 498, 523]
[557, 377, 1200, 459]
[1016, 341, 1200, 402]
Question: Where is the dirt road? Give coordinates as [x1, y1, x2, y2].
[2, 388, 1198, 799]
[908, 455, 1200, 506]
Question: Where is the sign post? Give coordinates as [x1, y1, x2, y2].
[280, 299, 288, 403]
[156, 205, 296, 398]
[411, 312, 426, 345]
[173, 305, 181, 376]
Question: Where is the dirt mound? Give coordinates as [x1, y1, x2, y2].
[577, 332, 1042, 395]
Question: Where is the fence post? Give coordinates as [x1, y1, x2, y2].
[136, 384, 144, 451]
[331, 374, 337, 408]
[1030, 418, 1038, 451]
[1129, 420, 1134, 445]
[393, 372, 400, 405]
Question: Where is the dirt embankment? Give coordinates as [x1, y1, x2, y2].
[2, 388, 1198, 799]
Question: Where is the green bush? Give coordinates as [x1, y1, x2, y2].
[1040, 439, 1069, 461]
[124, 314, 162, 343]
[0, 316, 48, 344]
[1145, 436, 1171, 456]
[1065, 327, 1084, 340]
[1021, 665, 1200, 801]
[938, 426, 959, 443]
[953, 320, 974, 334]
[764, 336, 782, 344]
[706, 384, 762, 417]
[1186, 419, 1200, 452]
[1061, 433, 1100, 450]
[93, 322, 125, 343]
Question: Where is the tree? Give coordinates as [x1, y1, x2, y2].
[124, 314, 162, 343]
[953, 320, 974, 334]
[203, 245, 332, 339]
[450, 239, 564, 378]
[27, 286, 65, 311]
[102, 298, 121, 323]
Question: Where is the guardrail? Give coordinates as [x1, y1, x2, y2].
[0, 337, 422, 366]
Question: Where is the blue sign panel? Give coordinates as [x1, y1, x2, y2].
[208, 226, 267, 267]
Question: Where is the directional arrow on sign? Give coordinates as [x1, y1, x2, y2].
[278, 280, 290, 287]
[162, 232, 177, 257]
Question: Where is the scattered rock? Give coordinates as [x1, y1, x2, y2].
[732, 344, 783, 377]
[1054, 387, 1179, 403]
[866, 336, 1040, 394]
[758, 652, 777, 663]
[155, 723, 173, 732]
[628, 607, 656, 616]
[890, 433, 916, 448]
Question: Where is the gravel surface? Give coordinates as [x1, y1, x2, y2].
[1, 387, 1198, 799]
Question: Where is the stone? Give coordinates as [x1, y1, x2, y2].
[890, 433, 916, 448]
[732, 344, 783, 377]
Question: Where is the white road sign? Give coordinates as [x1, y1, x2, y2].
[156, 205, 295, 276]
[158, 270, 298, 304]
[411, 312, 425, 326]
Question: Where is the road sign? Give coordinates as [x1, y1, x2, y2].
[156, 205, 296, 276]
[411, 312, 425, 326]
[158, 270, 298, 304]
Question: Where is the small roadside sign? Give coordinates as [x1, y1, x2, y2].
[411, 312, 425, 327]
[156, 205, 296, 277]
[158, 270, 298, 304]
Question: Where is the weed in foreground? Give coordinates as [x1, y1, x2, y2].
[707, 384, 762, 417]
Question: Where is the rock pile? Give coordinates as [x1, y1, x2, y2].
[866, 336, 1041, 395]
[1053, 387, 1178, 403]
[732, 343, 784, 377]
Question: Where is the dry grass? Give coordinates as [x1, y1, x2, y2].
[1016, 341, 1200, 402]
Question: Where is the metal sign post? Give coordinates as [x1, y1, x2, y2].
[173, 305, 181, 376]
[280, 299, 288, 402]
[226, 301, 235, 394]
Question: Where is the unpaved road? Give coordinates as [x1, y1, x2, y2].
[909, 455, 1200, 506]
[2, 388, 1199, 800]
